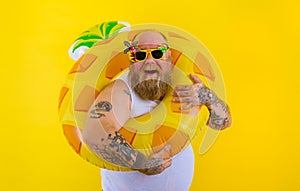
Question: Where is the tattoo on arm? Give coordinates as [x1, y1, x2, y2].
[198, 87, 231, 129]
[91, 131, 146, 168]
[207, 100, 231, 129]
[90, 131, 164, 173]
[133, 153, 164, 174]
[89, 101, 112, 118]
[207, 109, 229, 129]
[139, 158, 164, 175]
[198, 86, 218, 105]
[106, 132, 137, 162]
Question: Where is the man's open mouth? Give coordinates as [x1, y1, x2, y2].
[144, 70, 158, 74]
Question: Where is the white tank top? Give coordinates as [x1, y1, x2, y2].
[101, 72, 195, 191]
[118, 72, 161, 118]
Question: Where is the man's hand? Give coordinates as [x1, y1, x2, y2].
[172, 74, 231, 130]
[137, 145, 172, 176]
[172, 74, 217, 110]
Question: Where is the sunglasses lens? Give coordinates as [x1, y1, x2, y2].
[135, 52, 146, 61]
[151, 50, 164, 59]
[134, 49, 165, 61]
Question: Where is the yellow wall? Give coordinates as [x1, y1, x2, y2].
[1, 0, 299, 190]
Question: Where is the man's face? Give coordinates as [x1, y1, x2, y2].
[128, 31, 173, 100]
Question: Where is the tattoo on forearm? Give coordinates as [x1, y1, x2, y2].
[90, 111, 106, 119]
[208, 110, 228, 129]
[140, 158, 163, 175]
[107, 132, 137, 162]
[207, 100, 231, 129]
[92, 132, 140, 168]
[92, 144, 131, 167]
[90, 131, 164, 173]
[198, 86, 218, 105]
[198, 87, 231, 129]
[89, 101, 112, 118]
[132, 152, 147, 169]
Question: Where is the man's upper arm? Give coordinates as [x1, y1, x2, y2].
[83, 80, 131, 141]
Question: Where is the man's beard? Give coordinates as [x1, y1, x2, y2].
[129, 72, 171, 101]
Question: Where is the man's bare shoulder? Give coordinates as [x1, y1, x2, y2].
[100, 79, 130, 97]
[99, 79, 131, 113]
[87, 79, 131, 132]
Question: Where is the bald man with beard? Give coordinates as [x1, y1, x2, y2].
[83, 30, 232, 191]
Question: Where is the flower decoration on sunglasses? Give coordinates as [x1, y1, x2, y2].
[123, 41, 140, 54]
[158, 43, 169, 53]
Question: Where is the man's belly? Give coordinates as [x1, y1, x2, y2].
[101, 145, 195, 191]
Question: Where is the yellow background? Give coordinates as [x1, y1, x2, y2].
[1, 0, 299, 190]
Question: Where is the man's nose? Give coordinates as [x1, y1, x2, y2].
[144, 53, 155, 63]
[147, 51, 156, 60]
[144, 58, 156, 66]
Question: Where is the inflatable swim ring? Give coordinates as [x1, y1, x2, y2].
[68, 21, 130, 60]
[58, 22, 225, 170]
